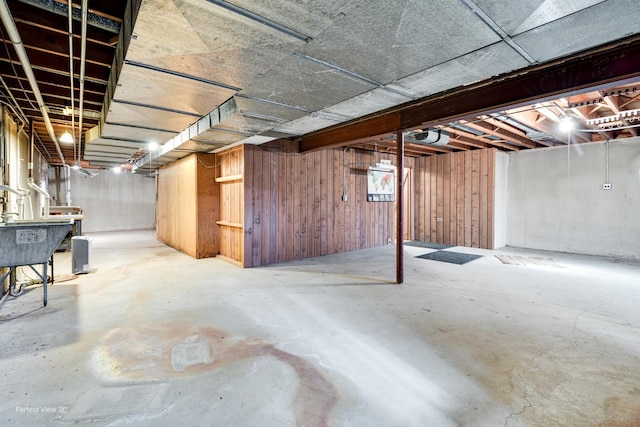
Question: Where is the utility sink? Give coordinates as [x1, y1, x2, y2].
[0, 218, 74, 227]
[0, 218, 74, 306]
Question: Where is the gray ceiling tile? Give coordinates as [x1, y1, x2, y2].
[106, 101, 197, 133]
[234, 96, 309, 122]
[393, 42, 530, 98]
[297, 0, 501, 84]
[271, 114, 344, 135]
[113, 65, 235, 116]
[228, 0, 360, 38]
[474, 0, 606, 36]
[323, 87, 414, 119]
[100, 124, 176, 145]
[242, 55, 373, 111]
[513, 0, 640, 61]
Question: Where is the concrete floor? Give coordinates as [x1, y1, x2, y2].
[1, 230, 639, 426]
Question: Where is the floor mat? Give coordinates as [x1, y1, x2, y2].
[405, 240, 454, 250]
[495, 255, 565, 268]
[416, 250, 482, 265]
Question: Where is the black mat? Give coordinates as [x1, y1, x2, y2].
[416, 250, 482, 265]
[405, 240, 453, 250]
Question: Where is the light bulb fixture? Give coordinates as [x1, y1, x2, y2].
[148, 142, 159, 151]
[559, 116, 575, 132]
[112, 166, 122, 174]
[60, 130, 74, 144]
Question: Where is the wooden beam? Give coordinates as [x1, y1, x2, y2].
[458, 121, 528, 150]
[299, 36, 640, 152]
[300, 114, 401, 152]
[481, 117, 540, 148]
[603, 96, 621, 114]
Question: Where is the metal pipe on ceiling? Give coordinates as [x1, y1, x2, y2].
[67, 0, 76, 166]
[0, 76, 27, 124]
[0, 0, 66, 165]
[28, 119, 50, 218]
[77, 0, 88, 165]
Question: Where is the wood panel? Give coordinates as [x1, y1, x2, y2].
[156, 152, 218, 259]
[414, 148, 496, 249]
[217, 145, 244, 266]
[242, 144, 409, 267]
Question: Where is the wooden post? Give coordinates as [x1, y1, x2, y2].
[396, 131, 404, 284]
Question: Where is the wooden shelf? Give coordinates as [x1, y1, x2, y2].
[216, 220, 243, 229]
[215, 174, 243, 183]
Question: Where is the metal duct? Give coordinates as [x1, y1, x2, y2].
[413, 129, 450, 146]
[0, 0, 65, 165]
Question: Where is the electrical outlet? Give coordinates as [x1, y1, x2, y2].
[602, 183, 612, 190]
[436, 217, 443, 222]
[341, 194, 348, 202]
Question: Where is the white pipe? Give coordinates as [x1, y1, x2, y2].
[0, 184, 29, 220]
[0, 0, 65, 166]
[27, 120, 50, 218]
[77, 0, 88, 163]
[27, 178, 49, 218]
[65, 165, 72, 206]
[0, 184, 28, 197]
[68, 1, 76, 166]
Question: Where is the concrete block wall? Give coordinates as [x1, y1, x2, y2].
[507, 138, 640, 259]
[51, 169, 156, 233]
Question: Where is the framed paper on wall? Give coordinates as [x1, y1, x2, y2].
[367, 168, 395, 202]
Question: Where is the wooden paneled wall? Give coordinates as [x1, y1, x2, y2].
[414, 148, 495, 249]
[215, 146, 245, 266]
[156, 153, 219, 258]
[242, 142, 408, 267]
[156, 145, 496, 264]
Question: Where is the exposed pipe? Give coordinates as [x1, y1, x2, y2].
[341, 147, 350, 202]
[76, 0, 88, 167]
[0, 184, 28, 196]
[0, 184, 28, 220]
[66, 1, 76, 206]
[0, 0, 65, 166]
[605, 138, 610, 184]
[65, 165, 71, 206]
[0, 76, 28, 124]
[0, 105, 5, 187]
[67, 1, 76, 166]
[28, 119, 50, 218]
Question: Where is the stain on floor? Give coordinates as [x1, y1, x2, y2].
[94, 324, 338, 427]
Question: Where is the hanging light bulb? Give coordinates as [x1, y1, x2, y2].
[60, 130, 74, 144]
[559, 116, 575, 132]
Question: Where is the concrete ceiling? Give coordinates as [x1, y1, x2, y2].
[2, 0, 640, 170]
